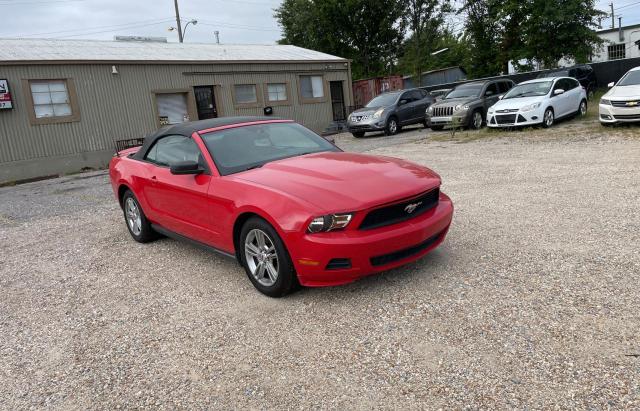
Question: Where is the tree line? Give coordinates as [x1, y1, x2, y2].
[275, 0, 604, 81]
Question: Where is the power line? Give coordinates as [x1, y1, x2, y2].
[52, 20, 176, 38]
[0, 0, 84, 5]
[15, 18, 175, 38]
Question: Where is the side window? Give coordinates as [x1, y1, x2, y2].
[419, 89, 429, 98]
[145, 135, 202, 167]
[408, 90, 422, 101]
[554, 79, 569, 92]
[400, 92, 412, 103]
[497, 81, 511, 94]
[485, 83, 498, 96]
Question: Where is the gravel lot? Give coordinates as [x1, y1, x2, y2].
[1, 122, 639, 409]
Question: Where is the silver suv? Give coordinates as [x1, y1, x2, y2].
[426, 79, 515, 130]
[348, 88, 434, 137]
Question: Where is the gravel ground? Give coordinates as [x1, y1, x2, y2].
[1, 124, 639, 409]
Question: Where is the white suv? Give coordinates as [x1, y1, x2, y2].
[599, 66, 640, 125]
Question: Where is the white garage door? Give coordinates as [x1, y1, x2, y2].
[156, 93, 188, 125]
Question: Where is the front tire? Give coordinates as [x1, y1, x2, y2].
[469, 110, 484, 130]
[239, 217, 297, 297]
[385, 117, 399, 136]
[542, 108, 554, 128]
[577, 99, 587, 117]
[122, 190, 158, 243]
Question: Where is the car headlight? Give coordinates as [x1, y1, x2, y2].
[427, 106, 434, 114]
[487, 107, 495, 114]
[372, 108, 384, 119]
[521, 102, 541, 112]
[600, 99, 611, 105]
[454, 104, 469, 112]
[307, 213, 353, 233]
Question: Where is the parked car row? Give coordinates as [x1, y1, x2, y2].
[348, 65, 639, 138]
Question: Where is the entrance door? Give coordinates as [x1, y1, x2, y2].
[194, 86, 218, 120]
[329, 81, 346, 121]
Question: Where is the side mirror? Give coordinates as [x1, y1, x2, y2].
[553, 89, 565, 96]
[608, 82, 615, 88]
[485, 90, 494, 96]
[498, 94, 504, 100]
[399, 99, 408, 106]
[170, 161, 203, 175]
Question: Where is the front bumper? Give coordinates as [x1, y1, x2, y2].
[599, 104, 640, 123]
[347, 116, 386, 132]
[426, 112, 469, 127]
[487, 107, 544, 128]
[285, 192, 454, 287]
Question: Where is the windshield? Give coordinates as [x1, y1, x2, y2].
[539, 70, 569, 78]
[366, 93, 399, 107]
[504, 81, 553, 99]
[444, 84, 482, 99]
[200, 122, 339, 176]
[618, 70, 640, 86]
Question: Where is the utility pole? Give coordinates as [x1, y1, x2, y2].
[173, 0, 184, 43]
[610, 2, 615, 29]
[214, 31, 220, 44]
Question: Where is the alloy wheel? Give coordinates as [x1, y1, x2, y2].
[244, 229, 279, 287]
[580, 101, 587, 116]
[125, 197, 142, 236]
[388, 119, 397, 134]
[473, 112, 483, 129]
[544, 110, 554, 127]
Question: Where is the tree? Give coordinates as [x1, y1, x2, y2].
[459, 0, 503, 77]
[398, 0, 452, 85]
[517, 0, 604, 69]
[275, 0, 406, 79]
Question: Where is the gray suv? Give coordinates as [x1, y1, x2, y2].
[348, 88, 434, 137]
[426, 79, 515, 130]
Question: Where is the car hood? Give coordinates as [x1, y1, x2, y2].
[605, 86, 640, 99]
[351, 106, 388, 116]
[232, 152, 441, 213]
[434, 97, 474, 107]
[491, 96, 544, 110]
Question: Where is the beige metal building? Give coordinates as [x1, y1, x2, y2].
[0, 38, 352, 183]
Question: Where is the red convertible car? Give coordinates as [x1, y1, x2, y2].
[109, 117, 453, 297]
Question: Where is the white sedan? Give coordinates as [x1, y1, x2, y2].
[599, 66, 640, 125]
[487, 77, 587, 128]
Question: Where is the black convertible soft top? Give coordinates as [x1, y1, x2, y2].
[132, 116, 286, 160]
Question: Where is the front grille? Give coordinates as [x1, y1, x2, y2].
[496, 109, 519, 113]
[433, 106, 454, 117]
[495, 114, 517, 124]
[614, 114, 640, 119]
[370, 230, 443, 267]
[611, 100, 640, 108]
[359, 188, 439, 231]
[349, 125, 372, 130]
[326, 258, 352, 270]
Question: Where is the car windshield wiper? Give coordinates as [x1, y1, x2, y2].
[242, 164, 263, 171]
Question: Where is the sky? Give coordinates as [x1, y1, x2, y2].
[0, 0, 638, 45]
[0, 0, 285, 44]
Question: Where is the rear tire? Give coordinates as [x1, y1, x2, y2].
[239, 217, 298, 298]
[122, 190, 158, 243]
[352, 131, 365, 138]
[385, 117, 399, 136]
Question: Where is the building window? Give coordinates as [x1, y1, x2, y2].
[267, 83, 287, 102]
[608, 44, 626, 60]
[233, 84, 258, 105]
[25, 79, 80, 125]
[299, 75, 325, 102]
[156, 93, 189, 125]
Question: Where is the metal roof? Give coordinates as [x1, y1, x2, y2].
[0, 38, 347, 63]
